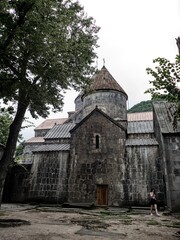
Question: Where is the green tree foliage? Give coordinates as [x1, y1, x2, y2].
[127, 97, 168, 113]
[15, 140, 25, 162]
[128, 100, 153, 113]
[0, 0, 99, 117]
[15, 141, 25, 156]
[145, 38, 180, 124]
[0, 110, 13, 145]
[0, 107, 24, 146]
[0, 0, 99, 204]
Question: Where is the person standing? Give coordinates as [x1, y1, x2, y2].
[150, 188, 160, 216]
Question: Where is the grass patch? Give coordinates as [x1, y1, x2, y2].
[147, 220, 160, 226]
[100, 211, 111, 216]
[173, 222, 180, 228]
[117, 214, 132, 220]
[120, 219, 132, 225]
[161, 219, 170, 222]
[100, 212, 132, 221]
[164, 222, 180, 229]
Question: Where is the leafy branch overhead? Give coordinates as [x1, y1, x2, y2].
[0, 0, 100, 203]
[145, 37, 180, 124]
[0, 0, 100, 118]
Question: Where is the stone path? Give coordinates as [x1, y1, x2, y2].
[0, 204, 179, 240]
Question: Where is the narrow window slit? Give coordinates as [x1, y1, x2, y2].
[96, 135, 100, 149]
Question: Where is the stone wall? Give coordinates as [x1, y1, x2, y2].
[68, 109, 127, 206]
[3, 165, 31, 203]
[153, 110, 180, 211]
[28, 151, 69, 203]
[23, 143, 42, 164]
[83, 91, 127, 121]
[125, 145, 165, 206]
[35, 129, 50, 137]
[164, 135, 180, 211]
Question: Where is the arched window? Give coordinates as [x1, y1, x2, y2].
[95, 135, 100, 149]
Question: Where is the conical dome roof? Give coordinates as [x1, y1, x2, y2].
[85, 66, 128, 98]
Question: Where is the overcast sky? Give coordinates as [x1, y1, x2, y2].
[22, 0, 180, 140]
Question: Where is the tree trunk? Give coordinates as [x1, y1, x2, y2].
[0, 100, 28, 205]
[176, 37, 180, 56]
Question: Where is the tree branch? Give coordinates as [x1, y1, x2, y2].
[0, 54, 21, 79]
[0, 2, 35, 52]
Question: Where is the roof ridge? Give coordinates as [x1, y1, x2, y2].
[84, 66, 127, 98]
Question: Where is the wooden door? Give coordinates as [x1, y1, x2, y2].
[96, 185, 108, 205]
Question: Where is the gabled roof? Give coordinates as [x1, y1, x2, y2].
[84, 66, 128, 98]
[126, 138, 158, 146]
[33, 144, 70, 152]
[35, 118, 67, 130]
[70, 106, 126, 133]
[127, 120, 153, 134]
[64, 108, 83, 124]
[153, 101, 180, 133]
[25, 137, 45, 143]
[44, 123, 75, 139]
[127, 111, 153, 121]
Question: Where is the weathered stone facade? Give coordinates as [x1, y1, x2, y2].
[3, 66, 180, 211]
[125, 145, 164, 206]
[68, 108, 127, 206]
[29, 151, 69, 203]
[163, 135, 180, 211]
[153, 102, 180, 211]
[3, 164, 31, 203]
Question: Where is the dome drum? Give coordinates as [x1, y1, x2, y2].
[83, 90, 127, 121]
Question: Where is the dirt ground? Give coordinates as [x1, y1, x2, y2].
[0, 204, 180, 240]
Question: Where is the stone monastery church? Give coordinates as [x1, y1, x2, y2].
[3, 66, 180, 211]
